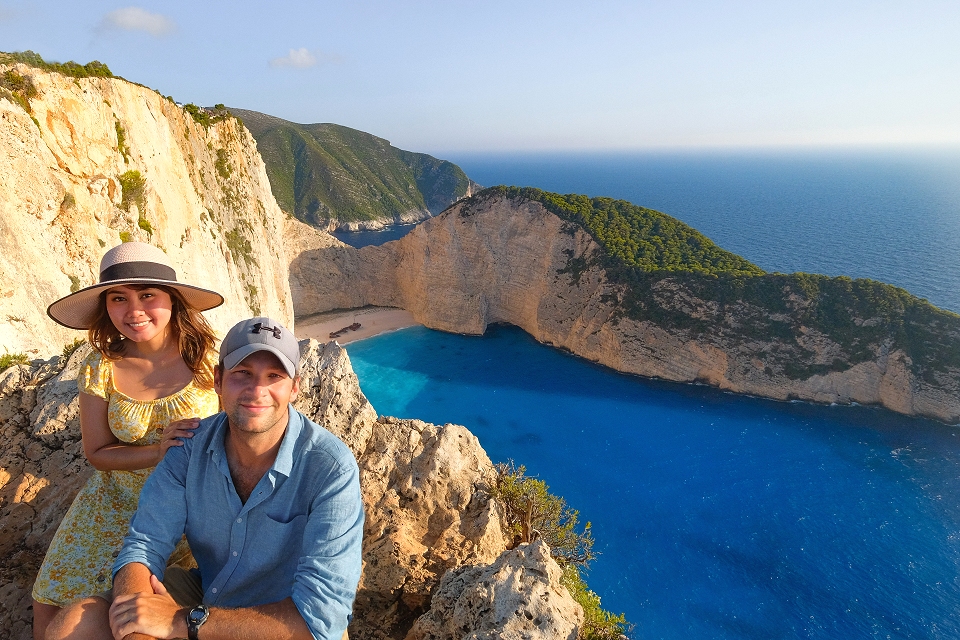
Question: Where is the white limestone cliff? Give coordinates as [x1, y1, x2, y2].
[0, 63, 293, 358]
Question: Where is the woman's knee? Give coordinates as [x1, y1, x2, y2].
[44, 596, 110, 640]
[32, 600, 60, 640]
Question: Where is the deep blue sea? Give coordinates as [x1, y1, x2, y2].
[341, 151, 960, 639]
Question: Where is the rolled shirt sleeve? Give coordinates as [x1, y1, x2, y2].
[113, 433, 191, 580]
[292, 452, 364, 639]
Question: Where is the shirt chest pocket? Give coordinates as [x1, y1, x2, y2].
[247, 513, 308, 576]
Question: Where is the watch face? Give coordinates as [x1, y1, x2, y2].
[189, 606, 208, 624]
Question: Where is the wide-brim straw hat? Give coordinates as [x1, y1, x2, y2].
[47, 242, 225, 330]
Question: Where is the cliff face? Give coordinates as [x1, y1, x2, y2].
[291, 194, 960, 423]
[0, 63, 293, 357]
[0, 341, 580, 640]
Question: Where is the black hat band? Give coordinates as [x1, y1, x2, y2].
[100, 261, 177, 283]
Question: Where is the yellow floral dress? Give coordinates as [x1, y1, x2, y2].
[32, 350, 220, 606]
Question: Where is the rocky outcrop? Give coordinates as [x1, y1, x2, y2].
[290, 194, 960, 423]
[0, 340, 576, 640]
[0, 346, 92, 639]
[406, 540, 583, 640]
[352, 417, 508, 640]
[0, 63, 293, 358]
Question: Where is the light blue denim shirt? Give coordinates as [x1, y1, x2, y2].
[114, 405, 364, 640]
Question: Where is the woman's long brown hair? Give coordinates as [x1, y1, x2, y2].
[87, 284, 218, 389]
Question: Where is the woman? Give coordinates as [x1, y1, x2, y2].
[32, 242, 224, 639]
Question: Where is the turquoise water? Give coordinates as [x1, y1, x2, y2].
[340, 151, 960, 638]
[348, 325, 960, 639]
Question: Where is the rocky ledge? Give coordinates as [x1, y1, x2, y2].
[0, 342, 582, 639]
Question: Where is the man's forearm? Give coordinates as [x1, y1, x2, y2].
[113, 562, 155, 596]
[110, 566, 314, 640]
[197, 598, 313, 640]
[110, 562, 187, 640]
[114, 563, 157, 640]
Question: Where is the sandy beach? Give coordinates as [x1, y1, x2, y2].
[295, 307, 420, 345]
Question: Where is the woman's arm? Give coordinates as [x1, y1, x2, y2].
[79, 393, 197, 471]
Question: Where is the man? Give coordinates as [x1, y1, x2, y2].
[48, 317, 364, 640]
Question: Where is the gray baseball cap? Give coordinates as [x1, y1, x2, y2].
[219, 317, 300, 377]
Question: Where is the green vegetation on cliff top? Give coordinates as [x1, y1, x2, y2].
[475, 186, 960, 383]
[0, 50, 112, 78]
[229, 108, 474, 226]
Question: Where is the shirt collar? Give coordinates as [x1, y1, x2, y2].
[205, 406, 300, 479]
[206, 412, 229, 457]
[272, 405, 301, 478]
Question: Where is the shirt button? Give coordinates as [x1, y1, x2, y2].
[236, 518, 242, 523]
[212, 587, 218, 593]
[232, 551, 238, 556]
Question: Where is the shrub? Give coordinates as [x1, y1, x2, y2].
[492, 461, 631, 638]
[138, 215, 153, 236]
[0, 351, 29, 370]
[61, 337, 85, 360]
[119, 231, 133, 243]
[561, 565, 632, 640]
[246, 284, 261, 316]
[225, 228, 257, 267]
[115, 121, 129, 162]
[215, 148, 232, 181]
[0, 50, 113, 78]
[68, 275, 81, 293]
[184, 103, 232, 129]
[482, 186, 764, 278]
[0, 68, 37, 113]
[118, 170, 146, 213]
[183, 103, 209, 127]
[493, 461, 595, 567]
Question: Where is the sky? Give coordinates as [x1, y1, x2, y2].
[1, 0, 959, 153]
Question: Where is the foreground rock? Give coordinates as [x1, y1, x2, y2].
[0, 344, 99, 638]
[290, 192, 960, 423]
[407, 539, 583, 640]
[0, 341, 579, 640]
[352, 417, 508, 640]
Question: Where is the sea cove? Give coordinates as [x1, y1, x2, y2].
[348, 324, 960, 640]
[334, 150, 960, 638]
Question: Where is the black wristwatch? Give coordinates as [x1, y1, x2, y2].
[186, 604, 209, 640]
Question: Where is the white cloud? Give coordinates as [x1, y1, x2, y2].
[269, 47, 336, 69]
[270, 48, 317, 69]
[101, 7, 175, 36]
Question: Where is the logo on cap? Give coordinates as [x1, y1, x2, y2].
[252, 322, 283, 340]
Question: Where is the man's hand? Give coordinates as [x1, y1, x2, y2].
[108, 574, 187, 640]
